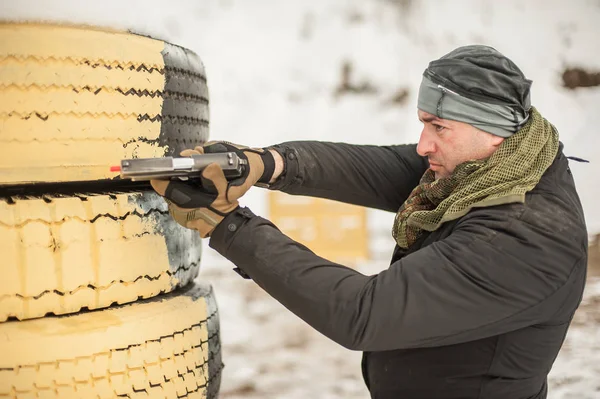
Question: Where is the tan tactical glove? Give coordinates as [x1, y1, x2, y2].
[201, 141, 276, 193]
[150, 150, 239, 238]
[150, 142, 275, 237]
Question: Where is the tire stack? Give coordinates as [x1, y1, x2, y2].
[0, 23, 223, 398]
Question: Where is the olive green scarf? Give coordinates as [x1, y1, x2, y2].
[392, 107, 559, 248]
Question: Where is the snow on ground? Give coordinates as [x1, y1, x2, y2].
[548, 276, 600, 399]
[2, 1, 600, 397]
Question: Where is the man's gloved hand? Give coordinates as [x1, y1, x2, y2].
[201, 141, 276, 197]
[150, 152, 240, 238]
[150, 141, 277, 237]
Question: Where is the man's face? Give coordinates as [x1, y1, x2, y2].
[416, 110, 504, 179]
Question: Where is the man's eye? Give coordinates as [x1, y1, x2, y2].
[433, 124, 445, 132]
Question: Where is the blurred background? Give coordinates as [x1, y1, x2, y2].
[2, 0, 599, 397]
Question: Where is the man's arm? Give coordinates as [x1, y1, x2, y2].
[265, 141, 429, 213]
[210, 204, 585, 351]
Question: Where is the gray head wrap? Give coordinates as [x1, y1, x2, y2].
[417, 45, 533, 137]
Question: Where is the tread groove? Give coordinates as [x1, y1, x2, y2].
[165, 66, 206, 82]
[0, 207, 169, 228]
[0, 55, 165, 74]
[0, 84, 209, 104]
[0, 260, 199, 302]
[0, 57, 209, 81]
[1, 112, 209, 125]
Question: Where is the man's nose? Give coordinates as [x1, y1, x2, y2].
[416, 128, 435, 157]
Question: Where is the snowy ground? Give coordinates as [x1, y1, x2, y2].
[200, 250, 600, 399]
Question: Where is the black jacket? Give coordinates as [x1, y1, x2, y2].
[209, 141, 588, 399]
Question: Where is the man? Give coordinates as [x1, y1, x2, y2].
[151, 45, 588, 398]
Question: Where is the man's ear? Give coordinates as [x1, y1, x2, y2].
[490, 135, 505, 147]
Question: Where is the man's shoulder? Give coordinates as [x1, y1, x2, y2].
[458, 190, 586, 244]
[451, 197, 586, 287]
[459, 148, 586, 242]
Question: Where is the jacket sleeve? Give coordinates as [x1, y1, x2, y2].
[267, 141, 429, 212]
[209, 205, 585, 351]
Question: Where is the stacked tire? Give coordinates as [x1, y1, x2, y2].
[0, 23, 223, 398]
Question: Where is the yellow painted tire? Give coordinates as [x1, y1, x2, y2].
[0, 22, 209, 185]
[0, 191, 202, 322]
[0, 282, 223, 399]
